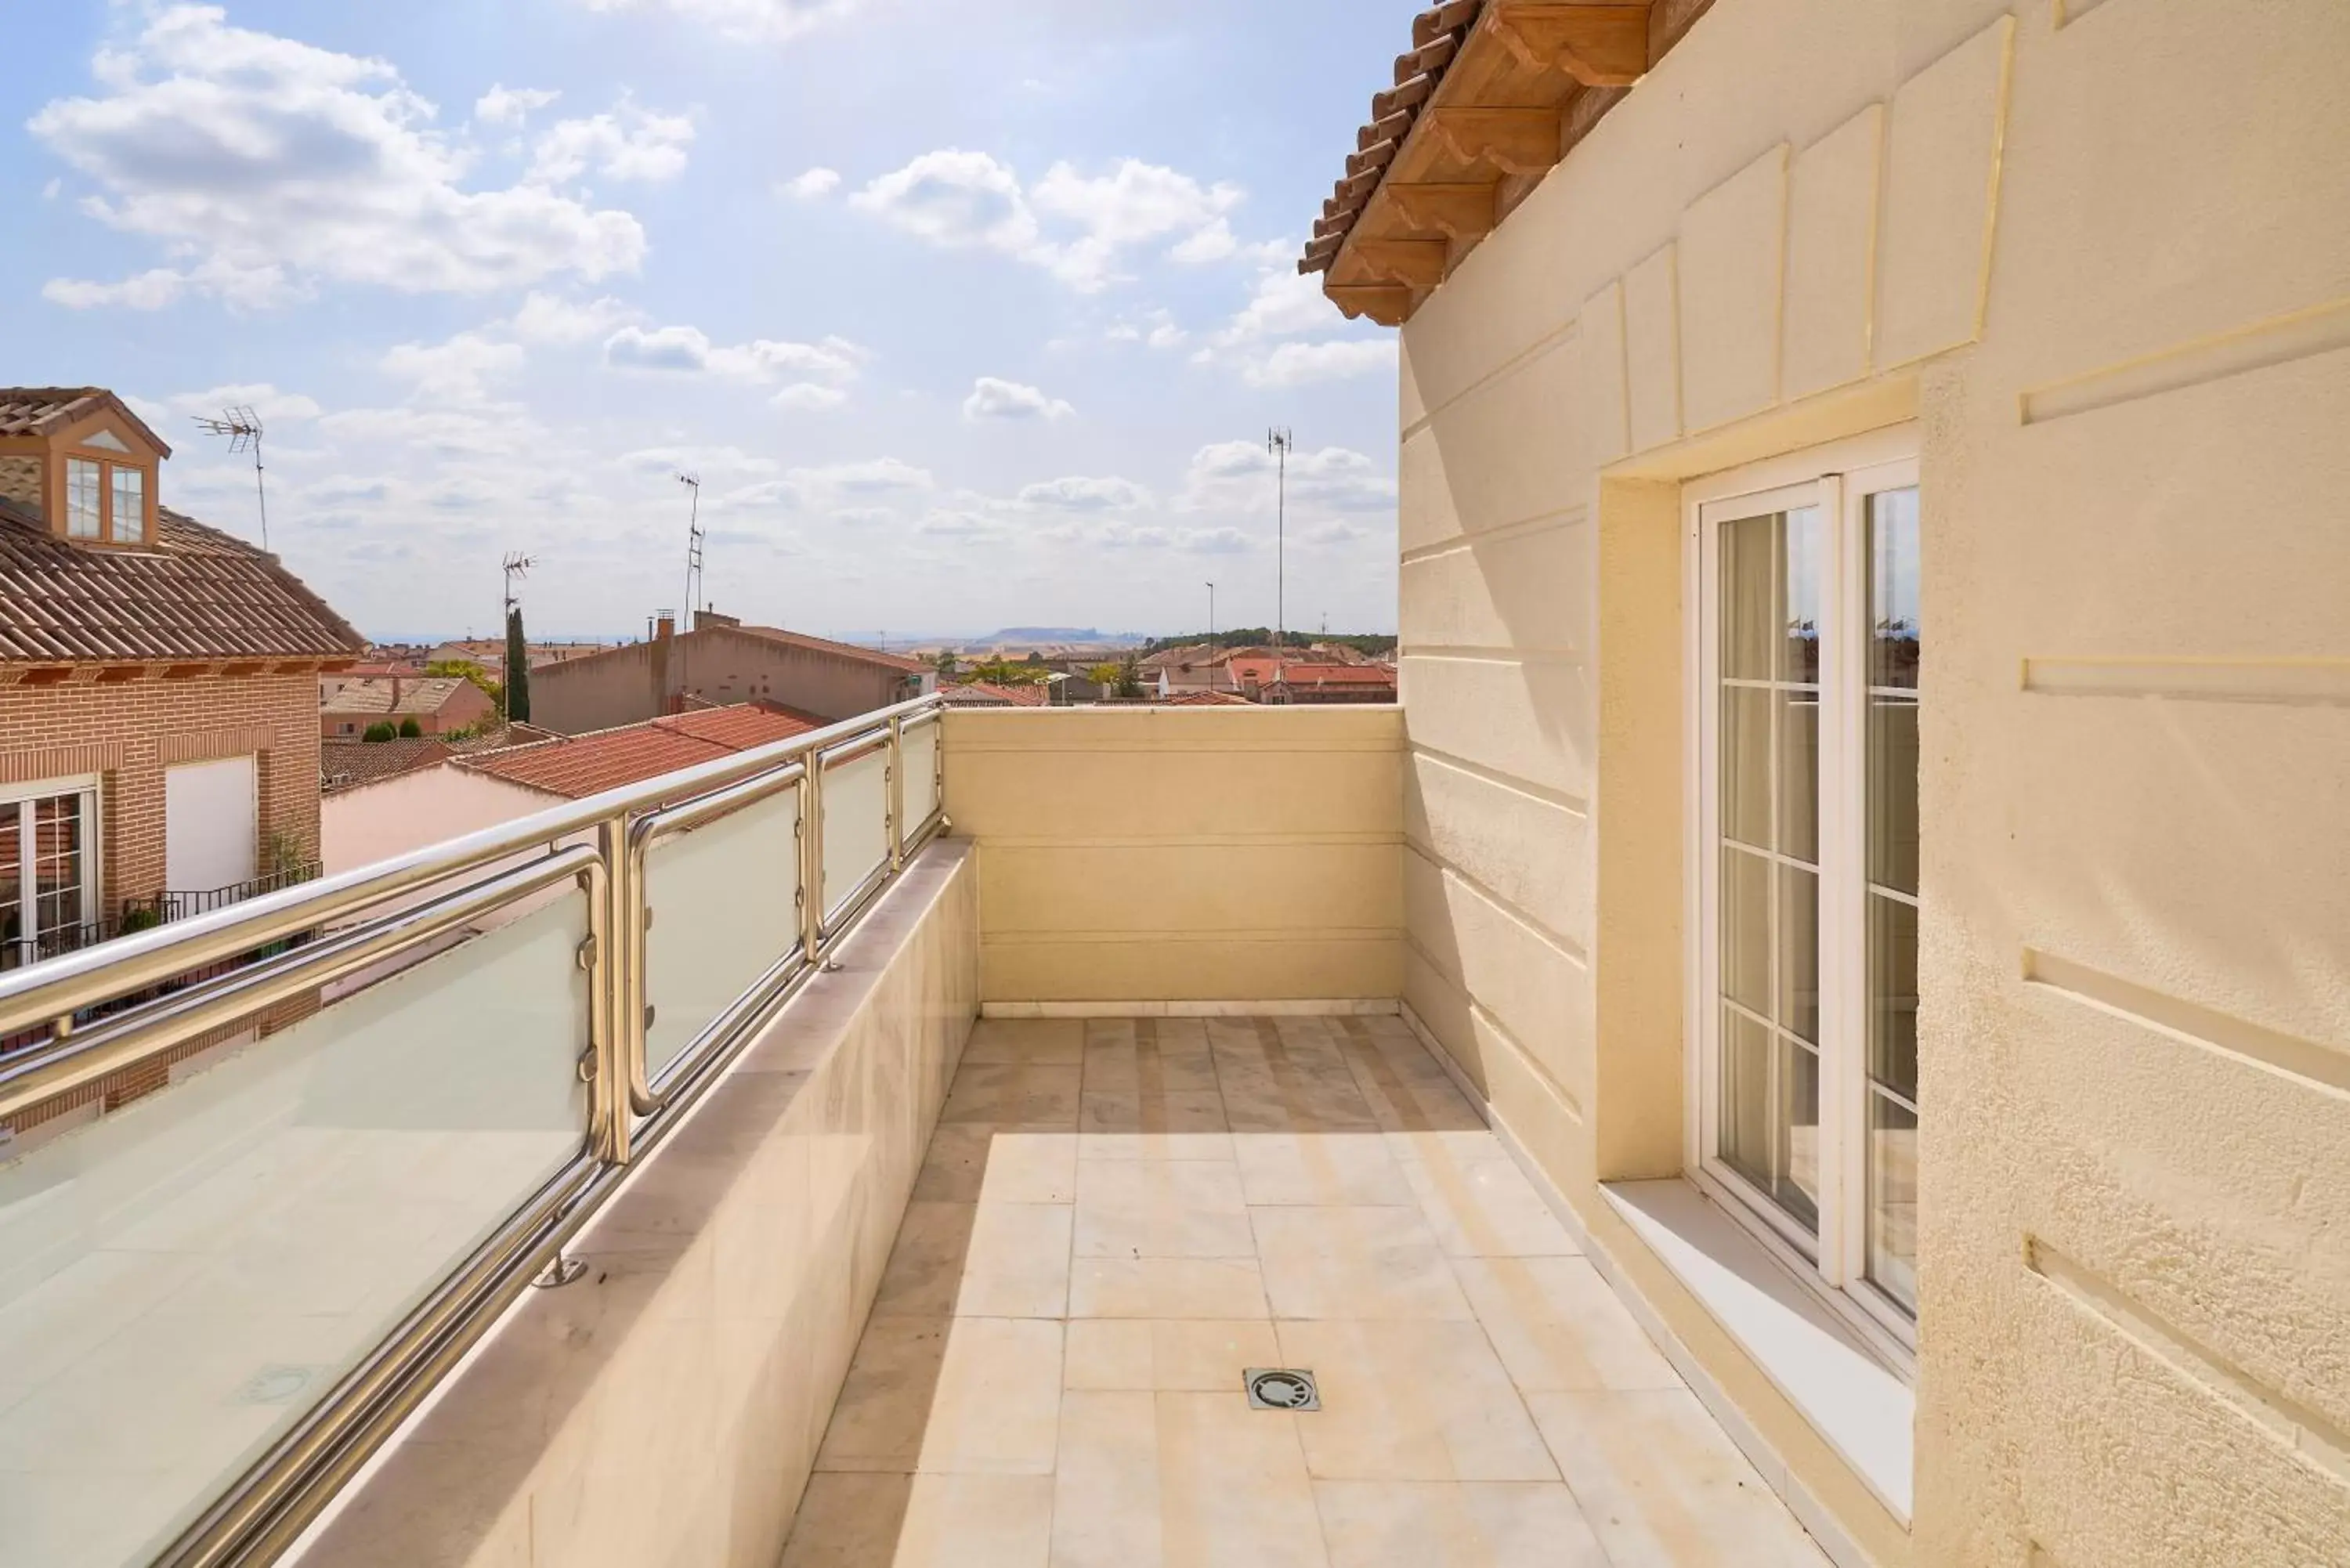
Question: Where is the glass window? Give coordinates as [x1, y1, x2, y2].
[110, 464, 145, 541]
[1699, 450, 1921, 1339]
[66, 458, 102, 540]
[2, 788, 96, 971]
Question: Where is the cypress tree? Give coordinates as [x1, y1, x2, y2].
[504, 605, 532, 723]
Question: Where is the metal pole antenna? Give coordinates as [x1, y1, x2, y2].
[194, 406, 268, 551]
[677, 474, 703, 633]
[1267, 428, 1292, 699]
[1206, 581, 1217, 690]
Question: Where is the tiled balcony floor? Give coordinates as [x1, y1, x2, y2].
[781, 1015, 1831, 1568]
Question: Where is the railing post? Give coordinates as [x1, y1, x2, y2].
[589, 816, 634, 1165]
[888, 714, 906, 873]
[798, 762, 825, 964]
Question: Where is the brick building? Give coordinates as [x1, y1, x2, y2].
[318, 674, 495, 739]
[0, 388, 364, 965]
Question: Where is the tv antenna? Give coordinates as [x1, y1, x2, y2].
[678, 474, 704, 633]
[194, 406, 268, 551]
[1267, 428, 1293, 692]
[503, 552, 533, 613]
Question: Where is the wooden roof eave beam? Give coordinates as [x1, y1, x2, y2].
[1423, 107, 1563, 179]
[1351, 238, 1450, 291]
[1486, 2, 1652, 89]
[1383, 182, 1499, 245]
[1324, 282, 1415, 328]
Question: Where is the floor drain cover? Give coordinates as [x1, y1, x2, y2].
[1245, 1368, 1320, 1411]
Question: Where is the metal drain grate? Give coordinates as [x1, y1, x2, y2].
[1245, 1368, 1321, 1411]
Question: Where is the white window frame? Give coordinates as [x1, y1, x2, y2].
[1681, 426, 1921, 1364]
[0, 775, 104, 967]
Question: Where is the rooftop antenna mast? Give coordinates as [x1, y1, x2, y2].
[503, 552, 533, 616]
[678, 473, 704, 633]
[194, 406, 268, 551]
[1267, 427, 1293, 696]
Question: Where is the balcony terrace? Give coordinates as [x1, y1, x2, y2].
[0, 702, 1835, 1568]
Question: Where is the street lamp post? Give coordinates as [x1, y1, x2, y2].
[1267, 428, 1292, 703]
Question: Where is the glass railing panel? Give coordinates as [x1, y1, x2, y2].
[902, 718, 942, 840]
[0, 892, 593, 1568]
[821, 746, 891, 927]
[643, 788, 804, 1082]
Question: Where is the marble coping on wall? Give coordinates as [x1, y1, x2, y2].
[291, 842, 980, 1568]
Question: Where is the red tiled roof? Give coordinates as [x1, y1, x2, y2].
[0, 504, 363, 665]
[0, 387, 170, 452]
[942, 681, 1050, 708]
[320, 737, 454, 794]
[1159, 689, 1252, 706]
[320, 676, 484, 717]
[457, 703, 824, 800]
[1274, 663, 1397, 686]
[1225, 657, 1283, 686]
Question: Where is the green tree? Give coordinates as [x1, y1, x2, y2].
[426, 659, 504, 713]
[362, 721, 397, 742]
[504, 605, 532, 723]
[397, 717, 423, 739]
[933, 650, 960, 680]
[1115, 652, 1144, 700]
[1084, 662, 1123, 688]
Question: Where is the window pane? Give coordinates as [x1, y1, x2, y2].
[1781, 504, 1823, 685]
[0, 803, 20, 962]
[1867, 487, 1921, 692]
[1778, 690, 1818, 864]
[1868, 1090, 1919, 1313]
[1867, 892, 1918, 1100]
[1719, 512, 1777, 680]
[1721, 685, 1773, 850]
[1778, 1037, 1821, 1230]
[110, 465, 144, 540]
[66, 459, 102, 540]
[1867, 695, 1920, 894]
[1721, 846, 1772, 1017]
[33, 794, 86, 940]
[1720, 1006, 1772, 1196]
[1780, 865, 1818, 1044]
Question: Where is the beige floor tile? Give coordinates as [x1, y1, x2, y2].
[815, 1317, 953, 1473]
[1250, 1206, 1473, 1322]
[1052, 1390, 1162, 1568]
[1395, 1152, 1581, 1259]
[1154, 1389, 1331, 1567]
[1527, 1389, 1831, 1566]
[1065, 1319, 1282, 1392]
[964, 1019, 1086, 1065]
[1079, 1090, 1234, 1162]
[910, 1125, 991, 1205]
[1232, 1133, 1414, 1208]
[1076, 1161, 1254, 1259]
[1069, 1257, 1270, 1320]
[1276, 1320, 1556, 1483]
[917, 1317, 1065, 1476]
[1311, 1480, 1608, 1567]
[869, 1204, 978, 1319]
[1215, 1022, 1384, 1136]
[1452, 1257, 1682, 1393]
[894, 1472, 1055, 1566]
[979, 1134, 1080, 1205]
[1332, 1028, 1486, 1136]
[957, 1203, 1073, 1319]
[780, 1472, 914, 1566]
[1084, 1032, 1220, 1097]
[942, 1064, 1083, 1129]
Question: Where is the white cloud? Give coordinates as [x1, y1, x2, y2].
[31, 6, 649, 305]
[964, 377, 1075, 422]
[773, 382, 849, 412]
[1209, 269, 1335, 347]
[1018, 475, 1151, 512]
[475, 84, 560, 125]
[506, 291, 641, 345]
[798, 458, 932, 493]
[782, 167, 841, 199]
[161, 383, 324, 422]
[916, 509, 1003, 538]
[851, 150, 1267, 292]
[380, 331, 529, 403]
[529, 103, 696, 185]
[1243, 338, 1398, 388]
[1178, 441, 1395, 516]
[569, 0, 862, 44]
[603, 324, 866, 387]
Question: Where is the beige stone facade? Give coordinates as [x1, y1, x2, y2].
[1369, 1, 2350, 1564]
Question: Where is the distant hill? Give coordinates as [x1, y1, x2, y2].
[978, 627, 1142, 645]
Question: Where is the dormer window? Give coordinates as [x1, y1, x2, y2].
[66, 458, 102, 540]
[110, 466, 143, 543]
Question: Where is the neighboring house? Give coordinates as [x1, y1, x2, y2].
[1264, 663, 1397, 705]
[938, 681, 1050, 709]
[1301, 2, 2347, 1563]
[321, 703, 827, 880]
[426, 638, 611, 670]
[320, 736, 454, 796]
[527, 611, 931, 735]
[0, 387, 363, 970]
[319, 674, 496, 739]
[1141, 644, 1250, 696]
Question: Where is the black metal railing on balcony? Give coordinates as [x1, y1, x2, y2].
[143, 861, 324, 923]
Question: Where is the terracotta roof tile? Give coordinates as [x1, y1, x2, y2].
[320, 676, 481, 717]
[320, 738, 455, 794]
[456, 703, 826, 800]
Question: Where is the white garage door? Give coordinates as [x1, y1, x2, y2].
[165, 755, 258, 896]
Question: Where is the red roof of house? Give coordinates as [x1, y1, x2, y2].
[942, 681, 1050, 708]
[1225, 657, 1283, 686]
[457, 702, 824, 800]
[1274, 663, 1397, 686]
[1159, 689, 1252, 706]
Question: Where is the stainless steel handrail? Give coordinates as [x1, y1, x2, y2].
[0, 692, 950, 1568]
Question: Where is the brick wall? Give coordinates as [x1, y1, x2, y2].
[0, 670, 324, 911]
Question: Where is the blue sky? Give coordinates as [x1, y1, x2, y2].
[1, 0, 1408, 642]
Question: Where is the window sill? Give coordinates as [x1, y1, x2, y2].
[1601, 1178, 1914, 1523]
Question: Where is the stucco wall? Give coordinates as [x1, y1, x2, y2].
[1392, 2, 2349, 1565]
[942, 707, 1404, 1006]
[321, 764, 558, 880]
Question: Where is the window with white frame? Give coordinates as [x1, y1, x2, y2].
[0, 779, 103, 972]
[65, 458, 103, 540]
[1687, 430, 1920, 1344]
